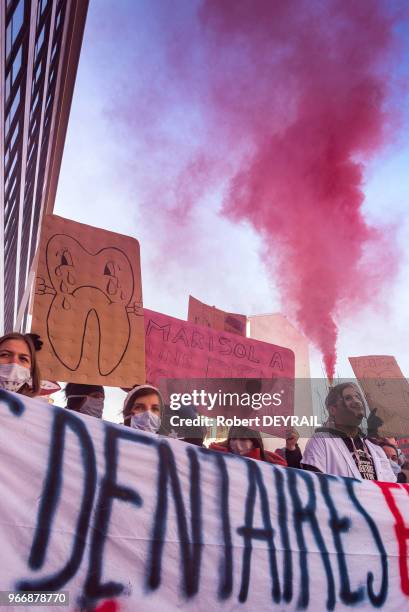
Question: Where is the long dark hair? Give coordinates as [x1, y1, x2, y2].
[325, 382, 362, 410]
[0, 332, 41, 396]
[123, 385, 164, 426]
[227, 425, 267, 460]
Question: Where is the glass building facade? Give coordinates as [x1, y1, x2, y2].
[1, 0, 88, 333]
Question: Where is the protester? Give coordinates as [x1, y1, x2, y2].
[384, 437, 406, 467]
[366, 407, 384, 438]
[302, 383, 396, 481]
[65, 383, 105, 418]
[123, 384, 164, 434]
[275, 428, 303, 469]
[209, 425, 287, 466]
[0, 332, 41, 397]
[163, 404, 207, 446]
[379, 441, 407, 483]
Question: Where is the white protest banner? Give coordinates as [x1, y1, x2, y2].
[1, 390, 409, 611]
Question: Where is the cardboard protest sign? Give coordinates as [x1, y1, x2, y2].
[145, 308, 295, 434]
[249, 313, 313, 423]
[188, 295, 247, 336]
[349, 355, 409, 437]
[1, 391, 409, 611]
[31, 215, 145, 387]
[146, 308, 293, 382]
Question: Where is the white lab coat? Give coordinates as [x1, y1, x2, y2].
[302, 432, 397, 482]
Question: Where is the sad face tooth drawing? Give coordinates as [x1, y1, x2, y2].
[40, 234, 140, 376]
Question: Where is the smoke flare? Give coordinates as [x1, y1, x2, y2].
[188, 0, 403, 378]
[110, 0, 405, 378]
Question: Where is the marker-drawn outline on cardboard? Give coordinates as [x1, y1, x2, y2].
[35, 233, 143, 376]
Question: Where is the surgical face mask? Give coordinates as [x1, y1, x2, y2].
[81, 396, 104, 418]
[397, 449, 405, 467]
[67, 395, 104, 418]
[131, 411, 161, 433]
[389, 459, 401, 476]
[0, 363, 32, 392]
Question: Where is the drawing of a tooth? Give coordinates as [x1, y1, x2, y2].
[45, 234, 136, 375]
[107, 276, 118, 296]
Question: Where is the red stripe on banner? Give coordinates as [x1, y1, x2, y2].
[375, 482, 409, 597]
[94, 600, 120, 612]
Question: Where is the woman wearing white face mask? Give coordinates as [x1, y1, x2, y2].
[65, 383, 105, 418]
[123, 385, 163, 434]
[380, 441, 408, 484]
[0, 333, 41, 396]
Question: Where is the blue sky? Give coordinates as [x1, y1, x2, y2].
[54, 0, 409, 413]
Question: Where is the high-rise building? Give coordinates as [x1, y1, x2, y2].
[1, 0, 89, 334]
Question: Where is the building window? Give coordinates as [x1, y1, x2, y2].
[33, 57, 43, 86]
[5, 87, 21, 138]
[6, 121, 20, 162]
[29, 116, 38, 138]
[45, 90, 52, 112]
[48, 67, 55, 85]
[6, 0, 25, 60]
[27, 139, 36, 166]
[4, 135, 18, 167]
[6, 45, 22, 104]
[5, 187, 18, 217]
[13, 45, 22, 76]
[55, 8, 62, 32]
[5, 199, 18, 234]
[35, 24, 45, 60]
[5, 72, 12, 101]
[37, 0, 49, 24]
[51, 41, 58, 62]
[5, 156, 18, 195]
[31, 89, 40, 117]
[11, 122, 19, 149]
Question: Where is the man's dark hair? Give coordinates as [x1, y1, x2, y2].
[65, 383, 104, 412]
[65, 383, 104, 398]
[325, 382, 361, 410]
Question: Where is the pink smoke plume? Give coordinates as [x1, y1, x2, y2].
[179, 0, 404, 379]
[107, 0, 405, 379]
